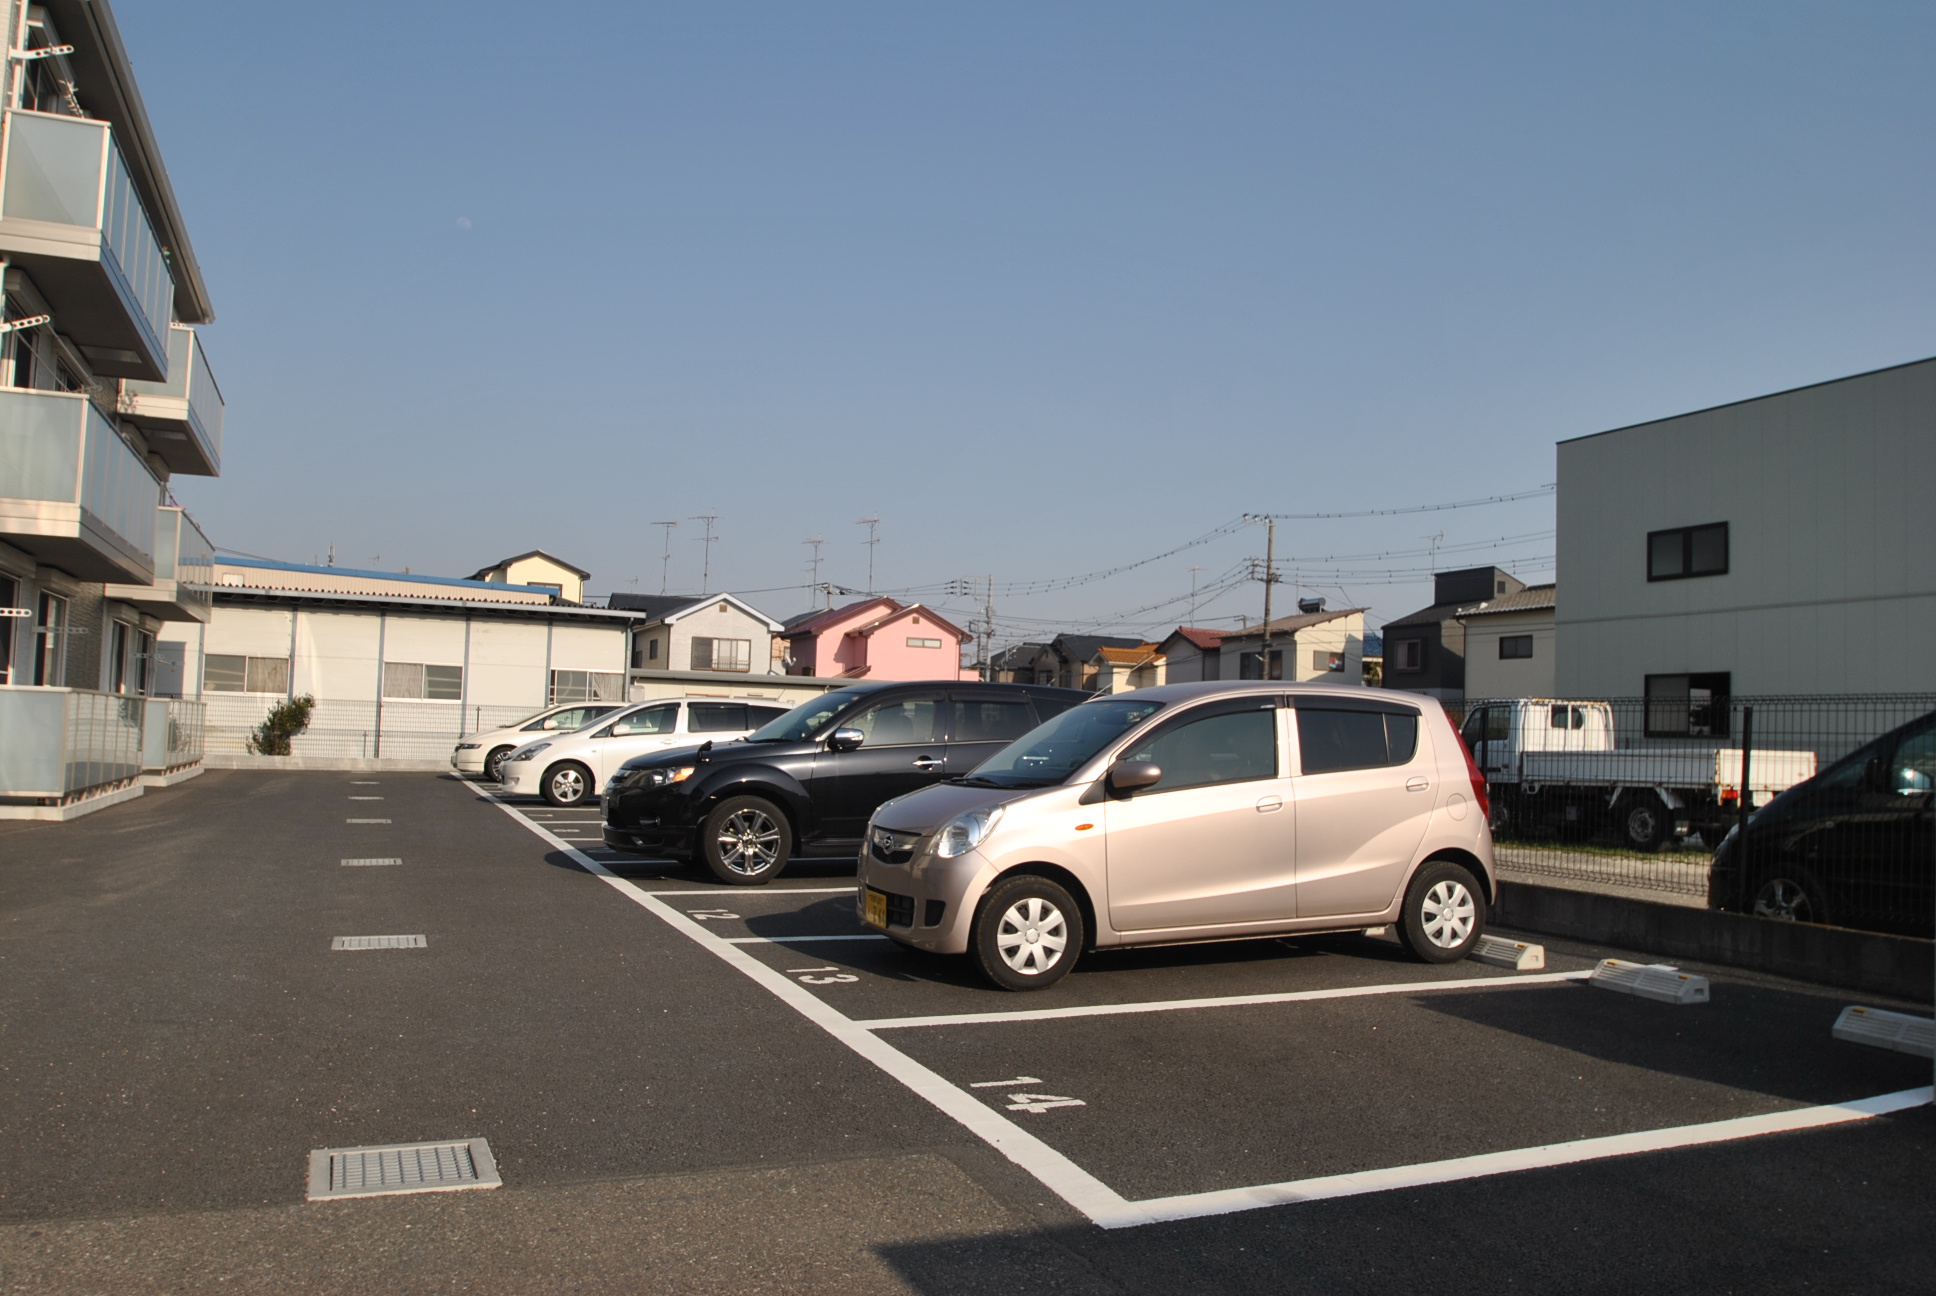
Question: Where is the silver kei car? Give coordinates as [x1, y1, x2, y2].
[857, 681, 1496, 990]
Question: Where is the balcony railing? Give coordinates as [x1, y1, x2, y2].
[104, 503, 212, 621]
[0, 685, 144, 803]
[0, 387, 159, 582]
[140, 696, 205, 776]
[0, 109, 175, 380]
[120, 325, 223, 476]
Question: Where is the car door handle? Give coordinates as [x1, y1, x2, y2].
[1407, 776, 1430, 792]
[1256, 795, 1283, 813]
[912, 756, 942, 771]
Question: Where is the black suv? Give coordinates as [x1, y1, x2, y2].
[1709, 708, 1934, 937]
[602, 681, 1087, 884]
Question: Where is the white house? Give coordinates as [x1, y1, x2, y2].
[615, 592, 786, 678]
[1458, 585, 1556, 700]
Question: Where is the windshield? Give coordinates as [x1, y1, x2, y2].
[745, 689, 872, 742]
[960, 697, 1166, 787]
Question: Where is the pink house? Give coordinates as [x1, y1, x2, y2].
[780, 597, 976, 681]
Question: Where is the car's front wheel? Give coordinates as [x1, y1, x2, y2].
[700, 796, 793, 885]
[1750, 865, 1829, 926]
[543, 761, 593, 807]
[973, 874, 1084, 991]
[485, 746, 515, 782]
[1397, 859, 1486, 963]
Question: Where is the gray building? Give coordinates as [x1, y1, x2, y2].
[1379, 567, 1525, 703]
[1554, 356, 1936, 704]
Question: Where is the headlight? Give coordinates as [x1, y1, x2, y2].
[456, 742, 481, 751]
[511, 743, 551, 762]
[935, 805, 1004, 859]
[641, 765, 696, 787]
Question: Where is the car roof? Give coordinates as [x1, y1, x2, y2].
[1091, 680, 1435, 709]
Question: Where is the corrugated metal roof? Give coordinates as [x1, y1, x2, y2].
[1456, 584, 1556, 618]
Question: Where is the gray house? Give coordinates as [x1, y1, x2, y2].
[1379, 567, 1526, 703]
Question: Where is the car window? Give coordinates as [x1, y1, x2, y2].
[1121, 707, 1276, 792]
[1297, 708, 1418, 774]
[691, 702, 751, 733]
[749, 705, 789, 727]
[968, 697, 1166, 787]
[1031, 695, 1080, 723]
[951, 698, 1034, 743]
[609, 703, 678, 737]
[1890, 726, 1936, 794]
[846, 695, 941, 746]
[746, 689, 873, 742]
[534, 706, 609, 732]
[1460, 708, 1484, 746]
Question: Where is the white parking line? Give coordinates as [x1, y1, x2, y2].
[855, 971, 1595, 1031]
[637, 887, 858, 896]
[478, 789, 1932, 1230]
[725, 934, 891, 945]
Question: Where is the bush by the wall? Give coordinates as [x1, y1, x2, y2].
[248, 694, 315, 756]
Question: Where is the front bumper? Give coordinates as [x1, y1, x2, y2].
[452, 748, 485, 774]
[602, 822, 691, 857]
[856, 843, 988, 955]
[497, 761, 544, 796]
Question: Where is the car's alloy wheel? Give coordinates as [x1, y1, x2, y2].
[700, 796, 793, 885]
[1752, 872, 1822, 925]
[1397, 860, 1486, 964]
[973, 875, 1085, 991]
[544, 763, 590, 807]
[486, 746, 514, 781]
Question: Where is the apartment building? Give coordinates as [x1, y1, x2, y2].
[0, 1, 223, 818]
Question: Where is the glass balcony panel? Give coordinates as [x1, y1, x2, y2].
[0, 387, 82, 500]
[189, 335, 223, 460]
[1, 112, 105, 226]
[151, 503, 180, 580]
[0, 686, 142, 799]
[83, 402, 158, 556]
[121, 326, 223, 476]
[102, 137, 171, 356]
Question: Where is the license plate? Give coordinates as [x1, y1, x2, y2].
[863, 887, 888, 929]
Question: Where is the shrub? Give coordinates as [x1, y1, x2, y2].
[249, 694, 315, 756]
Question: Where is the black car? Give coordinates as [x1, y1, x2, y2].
[1709, 709, 1934, 937]
[601, 681, 1089, 884]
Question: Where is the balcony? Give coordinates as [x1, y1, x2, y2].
[0, 387, 159, 582]
[104, 504, 212, 621]
[120, 325, 223, 476]
[0, 685, 143, 810]
[0, 109, 175, 381]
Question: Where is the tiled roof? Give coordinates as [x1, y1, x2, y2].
[1095, 644, 1164, 665]
[781, 596, 902, 637]
[1223, 607, 1368, 637]
[1167, 626, 1224, 650]
[1456, 584, 1556, 617]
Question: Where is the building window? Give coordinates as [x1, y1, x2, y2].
[205, 654, 290, 694]
[108, 620, 133, 692]
[135, 630, 155, 695]
[1238, 649, 1284, 680]
[649, 638, 659, 660]
[383, 662, 463, 700]
[0, 575, 18, 683]
[1647, 522, 1729, 581]
[1392, 638, 1423, 672]
[528, 582, 562, 596]
[34, 592, 68, 686]
[907, 637, 942, 649]
[549, 670, 624, 703]
[1312, 650, 1343, 673]
[1499, 635, 1534, 660]
[1644, 672, 1731, 738]
[690, 637, 751, 672]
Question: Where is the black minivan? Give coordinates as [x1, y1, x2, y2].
[601, 681, 1088, 884]
[1709, 709, 1934, 937]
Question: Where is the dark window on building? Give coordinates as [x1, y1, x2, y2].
[1238, 649, 1284, 680]
[1647, 523, 1729, 581]
[690, 637, 751, 672]
[1312, 650, 1343, 672]
[1392, 639, 1423, 672]
[1499, 635, 1533, 660]
[1644, 673, 1731, 738]
[0, 575, 17, 683]
[1297, 708, 1419, 774]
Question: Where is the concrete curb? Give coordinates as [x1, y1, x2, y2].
[203, 755, 456, 773]
[1495, 881, 1933, 1003]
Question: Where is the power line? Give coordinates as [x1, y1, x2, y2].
[1247, 484, 1554, 521]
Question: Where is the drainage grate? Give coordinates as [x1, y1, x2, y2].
[332, 934, 426, 950]
[341, 858, 402, 867]
[307, 1138, 500, 1201]
[345, 818, 392, 824]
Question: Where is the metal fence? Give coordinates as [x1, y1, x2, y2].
[1457, 694, 1936, 938]
[203, 695, 549, 761]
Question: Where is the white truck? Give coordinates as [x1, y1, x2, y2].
[1458, 699, 1817, 851]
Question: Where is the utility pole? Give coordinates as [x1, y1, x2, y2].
[652, 521, 678, 593]
[857, 517, 880, 594]
[692, 514, 719, 593]
[1260, 517, 1277, 680]
[804, 537, 825, 611]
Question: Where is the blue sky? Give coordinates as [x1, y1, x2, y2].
[123, 1, 1936, 643]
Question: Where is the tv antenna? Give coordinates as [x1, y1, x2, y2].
[651, 521, 678, 593]
[804, 537, 827, 609]
[1186, 566, 1205, 622]
[691, 514, 719, 593]
[857, 517, 881, 594]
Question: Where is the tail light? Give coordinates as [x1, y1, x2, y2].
[1456, 727, 1491, 820]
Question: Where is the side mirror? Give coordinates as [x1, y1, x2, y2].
[1107, 760, 1162, 795]
[827, 727, 866, 753]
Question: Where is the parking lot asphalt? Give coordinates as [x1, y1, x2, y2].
[0, 770, 1931, 1294]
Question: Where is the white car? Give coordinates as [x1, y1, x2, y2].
[499, 696, 792, 807]
[451, 703, 626, 781]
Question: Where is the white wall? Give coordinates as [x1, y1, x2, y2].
[1556, 357, 1936, 696]
[468, 619, 549, 711]
[294, 610, 381, 701]
[1462, 609, 1556, 700]
[668, 601, 776, 675]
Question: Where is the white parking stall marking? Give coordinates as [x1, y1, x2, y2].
[970, 1077, 1042, 1088]
[686, 909, 740, 921]
[724, 934, 890, 945]
[345, 818, 392, 824]
[477, 788, 1933, 1230]
[853, 970, 1596, 1031]
[640, 887, 858, 897]
[1006, 1093, 1086, 1114]
[786, 966, 862, 985]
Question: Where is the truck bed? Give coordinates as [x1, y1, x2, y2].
[1518, 747, 1817, 795]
